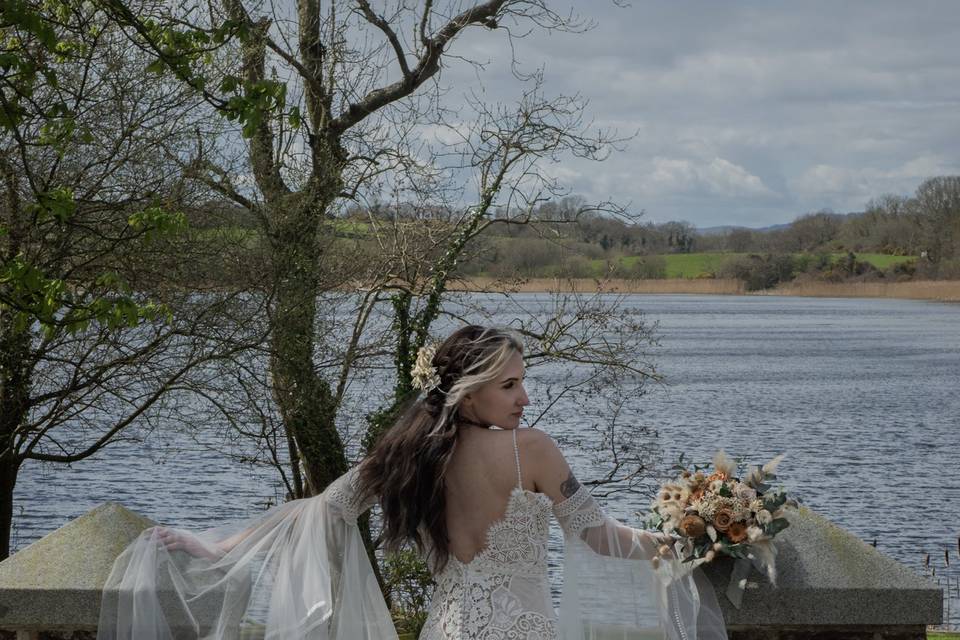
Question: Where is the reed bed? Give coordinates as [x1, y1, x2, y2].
[770, 280, 960, 302]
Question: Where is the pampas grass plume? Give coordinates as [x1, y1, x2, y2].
[712, 450, 737, 477]
[762, 453, 786, 476]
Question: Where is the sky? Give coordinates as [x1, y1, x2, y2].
[437, 1, 960, 228]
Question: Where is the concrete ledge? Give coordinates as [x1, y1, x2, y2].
[700, 507, 942, 629]
[0, 502, 944, 639]
[0, 502, 154, 630]
[726, 626, 927, 640]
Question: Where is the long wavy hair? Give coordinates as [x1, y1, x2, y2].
[356, 325, 524, 572]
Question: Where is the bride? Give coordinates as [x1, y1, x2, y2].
[98, 325, 725, 639]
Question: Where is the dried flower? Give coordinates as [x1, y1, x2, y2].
[712, 449, 737, 478]
[734, 483, 757, 503]
[706, 472, 728, 485]
[678, 515, 707, 539]
[660, 504, 684, 531]
[728, 521, 748, 543]
[655, 482, 690, 512]
[713, 508, 734, 532]
[762, 454, 786, 476]
[648, 450, 790, 574]
[410, 343, 441, 392]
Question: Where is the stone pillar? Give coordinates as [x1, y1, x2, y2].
[699, 507, 942, 639]
[0, 503, 153, 638]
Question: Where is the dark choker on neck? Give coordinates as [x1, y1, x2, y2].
[456, 417, 489, 429]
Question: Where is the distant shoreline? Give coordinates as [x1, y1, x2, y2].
[448, 277, 960, 302]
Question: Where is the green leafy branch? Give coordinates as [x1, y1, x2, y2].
[98, 2, 299, 139]
[1, 202, 186, 336]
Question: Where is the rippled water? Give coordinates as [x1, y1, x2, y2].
[13, 294, 960, 623]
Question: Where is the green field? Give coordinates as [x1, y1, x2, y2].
[664, 253, 742, 278]
[854, 252, 916, 268]
[610, 252, 917, 279]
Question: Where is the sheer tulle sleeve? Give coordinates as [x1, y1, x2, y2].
[553, 485, 727, 640]
[97, 466, 397, 640]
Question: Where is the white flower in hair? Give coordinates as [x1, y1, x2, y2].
[410, 342, 441, 392]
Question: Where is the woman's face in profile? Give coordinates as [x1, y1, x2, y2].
[462, 350, 529, 429]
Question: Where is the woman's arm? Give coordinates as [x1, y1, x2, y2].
[525, 427, 666, 561]
[156, 465, 377, 560]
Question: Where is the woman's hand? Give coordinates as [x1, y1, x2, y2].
[153, 527, 225, 561]
[646, 531, 681, 569]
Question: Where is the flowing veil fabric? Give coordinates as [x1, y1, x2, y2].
[97, 468, 397, 640]
[553, 485, 727, 640]
[99, 466, 725, 639]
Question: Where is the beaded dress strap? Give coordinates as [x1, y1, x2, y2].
[512, 428, 522, 489]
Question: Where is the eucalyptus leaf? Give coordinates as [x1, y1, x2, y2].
[764, 518, 790, 537]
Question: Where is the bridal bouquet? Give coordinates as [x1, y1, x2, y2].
[648, 450, 791, 606]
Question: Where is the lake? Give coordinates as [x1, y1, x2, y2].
[13, 293, 960, 623]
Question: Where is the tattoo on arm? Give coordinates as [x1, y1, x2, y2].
[560, 472, 581, 499]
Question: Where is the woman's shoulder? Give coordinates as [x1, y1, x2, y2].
[517, 427, 571, 502]
[517, 427, 565, 469]
[517, 426, 557, 449]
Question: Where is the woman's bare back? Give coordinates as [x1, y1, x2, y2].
[444, 426, 540, 564]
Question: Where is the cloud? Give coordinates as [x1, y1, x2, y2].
[430, 2, 960, 226]
[790, 155, 960, 211]
[642, 157, 778, 199]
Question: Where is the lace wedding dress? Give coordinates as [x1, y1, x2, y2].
[418, 430, 557, 639]
[99, 429, 724, 639]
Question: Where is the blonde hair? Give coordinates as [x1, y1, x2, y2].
[429, 327, 523, 433]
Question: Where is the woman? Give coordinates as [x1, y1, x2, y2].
[99, 325, 724, 639]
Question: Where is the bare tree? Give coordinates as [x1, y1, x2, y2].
[0, 0, 264, 559]
[95, 0, 637, 498]
[913, 176, 960, 266]
[176, 78, 660, 512]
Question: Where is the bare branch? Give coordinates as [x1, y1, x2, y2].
[354, 1, 410, 78]
[329, 0, 508, 134]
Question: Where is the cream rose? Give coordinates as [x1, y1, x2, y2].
[734, 483, 757, 503]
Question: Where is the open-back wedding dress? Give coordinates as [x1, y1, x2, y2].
[98, 429, 724, 639]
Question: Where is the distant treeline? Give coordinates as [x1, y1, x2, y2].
[451, 175, 960, 286]
[186, 175, 960, 289]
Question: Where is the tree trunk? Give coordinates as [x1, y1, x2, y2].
[266, 189, 347, 497]
[0, 457, 18, 560]
[0, 317, 31, 560]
